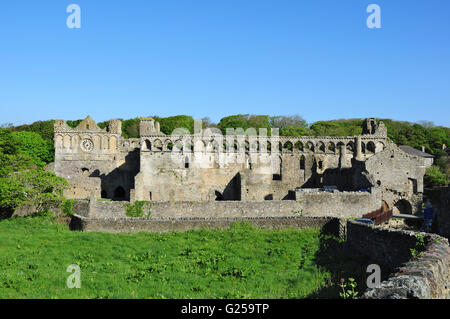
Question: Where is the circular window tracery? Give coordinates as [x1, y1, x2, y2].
[81, 139, 94, 152]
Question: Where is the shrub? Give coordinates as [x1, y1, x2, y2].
[61, 199, 75, 217]
[425, 165, 448, 187]
[125, 201, 152, 218]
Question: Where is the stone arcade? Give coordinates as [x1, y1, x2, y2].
[53, 117, 432, 216]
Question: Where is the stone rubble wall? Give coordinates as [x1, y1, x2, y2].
[70, 215, 344, 235]
[83, 196, 379, 219]
[347, 220, 450, 299]
[295, 187, 381, 218]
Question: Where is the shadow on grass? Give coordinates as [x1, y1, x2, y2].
[307, 230, 390, 299]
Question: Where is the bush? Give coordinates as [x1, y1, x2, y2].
[61, 199, 75, 217]
[424, 165, 448, 187]
[125, 201, 152, 218]
[0, 130, 53, 166]
[0, 170, 69, 213]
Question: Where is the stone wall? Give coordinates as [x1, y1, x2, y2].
[364, 143, 428, 215]
[295, 187, 381, 217]
[346, 220, 450, 299]
[82, 197, 380, 219]
[70, 215, 344, 235]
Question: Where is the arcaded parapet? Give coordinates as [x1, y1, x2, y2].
[53, 116, 139, 200]
[54, 116, 429, 218]
[134, 117, 389, 201]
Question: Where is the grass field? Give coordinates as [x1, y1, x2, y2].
[0, 217, 371, 299]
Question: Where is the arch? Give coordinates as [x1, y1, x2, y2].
[153, 139, 163, 151]
[233, 141, 239, 152]
[283, 141, 293, 153]
[272, 155, 282, 180]
[195, 140, 206, 153]
[366, 141, 376, 154]
[72, 135, 79, 150]
[300, 155, 305, 170]
[184, 156, 190, 169]
[327, 142, 336, 153]
[250, 141, 259, 152]
[317, 141, 326, 153]
[173, 139, 183, 152]
[102, 136, 109, 150]
[294, 141, 304, 152]
[317, 160, 323, 170]
[164, 139, 173, 151]
[145, 139, 152, 151]
[183, 139, 193, 153]
[114, 186, 126, 199]
[394, 199, 412, 215]
[346, 141, 354, 153]
[244, 140, 250, 152]
[63, 135, 71, 150]
[222, 141, 229, 153]
[55, 135, 63, 150]
[306, 141, 314, 153]
[211, 140, 220, 153]
[101, 190, 108, 199]
[93, 135, 101, 150]
[266, 141, 272, 153]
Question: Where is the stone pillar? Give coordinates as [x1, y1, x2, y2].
[355, 136, 363, 161]
[130, 189, 136, 203]
[338, 145, 346, 169]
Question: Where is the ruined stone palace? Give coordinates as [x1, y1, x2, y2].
[53, 117, 433, 215]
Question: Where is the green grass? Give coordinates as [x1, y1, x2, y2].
[0, 217, 369, 299]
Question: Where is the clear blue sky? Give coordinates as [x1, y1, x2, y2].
[1, 0, 449, 127]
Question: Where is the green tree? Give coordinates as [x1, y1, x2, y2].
[155, 115, 195, 135]
[424, 165, 448, 187]
[280, 125, 309, 137]
[0, 153, 36, 178]
[9, 131, 54, 166]
[217, 114, 250, 134]
[0, 170, 68, 212]
[13, 120, 55, 142]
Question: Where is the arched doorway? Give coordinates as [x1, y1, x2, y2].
[394, 199, 412, 215]
[114, 186, 126, 200]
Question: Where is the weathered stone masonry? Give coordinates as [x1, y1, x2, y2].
[53, 117, 431, 216]
[346, 220, 450, 299]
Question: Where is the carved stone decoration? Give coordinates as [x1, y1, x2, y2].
[80, 138, 94, 152]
